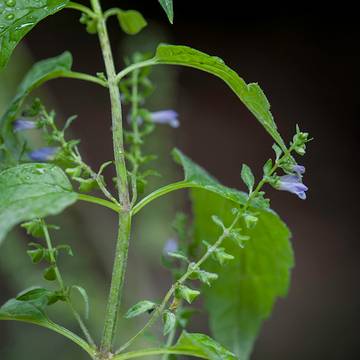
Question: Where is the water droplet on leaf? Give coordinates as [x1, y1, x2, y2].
[5, 0, 16, 7]
[5, 13, 15, 21]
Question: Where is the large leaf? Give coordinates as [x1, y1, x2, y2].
[0, 291, 94, 356]
[191, 190, 294, 359]
[158, 0, 173, 24]
[0, 51, 72, 169]
[171, 331, 237, 360]
[0, 0, 69, 71]
[153, 45, 286, 151]
[0, 163, 77, 244]
[172, 148, 248, 205]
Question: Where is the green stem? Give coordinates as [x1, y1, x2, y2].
[90, 0, 132, 353]
[41, 220, 96, 346]
[131, 181, 192, 216]
[77, 193, 121, 212]
[116, 59, 157, 83]
[60, 71, 107, 87]
[104, 8, 122, 21]
[66, 2, 96, 18]
[113, 347, 208, 360]
[44, 320, 97, 357]
[162, 325, 177, 360]
[113, 347, 207, 360]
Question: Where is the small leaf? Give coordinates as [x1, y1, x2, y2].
[71, 286, 90, 319]
[263, 159, 273, 176]
[243, 213, 258, 229]
[167, 251, 189, 262]
[172, 331, 237, 360]
[212, 247, 235, 265]
[21, 219, 45, 238]
[117, 10, 147, 35]
[0, 0, 70, 71]
[241, 164, 255, 192]
[56, 244, 74, 257]
[158, 0, 174, 24]
[229, 230, 250, 248]
[125, 300, 157, 319]
[189, 267, 219, 286]
[44, 266, 57, 281]
[197, 271, 218, 286]
[272, 143, 282, 160]
[27, 248, 44, 264]
[0, 163, 77, 245]
[163, 310, 176, 336]
[176, 285, 200, 304]
[211, 215, 225, 229]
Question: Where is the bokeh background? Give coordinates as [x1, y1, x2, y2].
[0, 1, 358, 359]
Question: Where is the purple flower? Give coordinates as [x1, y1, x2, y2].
[151, 110, 179, 128]
[28, 147, 58, 162]
[277, 175, 308, 200]
[13, 119, 36, 132]
[163, 238, 178, 256]
[292, 164, 305, 176]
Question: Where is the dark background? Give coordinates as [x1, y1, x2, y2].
[0, 1, 359, 359]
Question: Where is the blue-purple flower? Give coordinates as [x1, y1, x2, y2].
[150, 110, 179, 128]
[292, 164, 305, 176]
[163, 238, 178, 256]
[28, 147, 58, 162]
[13, 119, 36, 132]
[277, 175, 308, 200]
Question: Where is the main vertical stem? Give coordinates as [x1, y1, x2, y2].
[90, 0, 132, 354]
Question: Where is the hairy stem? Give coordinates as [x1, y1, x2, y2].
[90, 0, 132, 354]
[41, 220, 95, 346]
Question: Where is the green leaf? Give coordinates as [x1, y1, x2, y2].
[0, 163, 77, 244]
[0, 52, 72, 169]
[0, 0, 69, 71]
[43, 265, 57, 281]
[125, 300, 157, 319]
[191, 190, 294, 360]
[176, 285, 200, 304]
[163, 310, 176, 336]
[154, 45, 286, 150]
[241, 164, 254, 192]
[117, 10, 147, 35]
[172, 331, 237, 360]
[0, 292, 95, 356]
[158, 0, 173, 24]
[172, 148, 248, 206]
